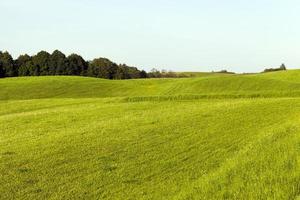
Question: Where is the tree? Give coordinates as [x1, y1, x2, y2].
[0, 51, 17, 77]
[280, 63, 287, 70]
[16, 54, 32, 76]
[114, 64, 145, 79]
[49, 50, 67, 75]
[126, 66, 143, 79]
[263, 64, 287, 73]
[18, 61, 39, 76]
[88, 58, 118, 79]
[148, 68, 161, 78]
[32, 51, 51, 75]
[0, 50, 148, 79]
[115, 66, 128, 79]
[66, 54, 87, 76]
[18, 64, 30, 76]
[16, 54, 31, 67]
[140, 70, 148, 78]
[0, 62, 4, 78]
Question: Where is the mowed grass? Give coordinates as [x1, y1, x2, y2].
[1, 70, 300, 199]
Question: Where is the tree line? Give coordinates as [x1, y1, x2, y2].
[0, 50, 149, 79]
[263, 64, 287, 73]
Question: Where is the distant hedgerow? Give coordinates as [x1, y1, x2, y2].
[263, 64, 287, 73]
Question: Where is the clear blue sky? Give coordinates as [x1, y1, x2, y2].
[1, 0, 300, 72]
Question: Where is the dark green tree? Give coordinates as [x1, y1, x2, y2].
[16, 54, 31, 67]
[88, 58, 118, 79]
[115, 65, 129, 79]
[16, 54, 32, 76]
[66, 54, 87, 75]
[263, 64, 287, 73]
[0, 51, 17, 77]
[148, 68, 161, 78]
[18, 64, 30, 76]
[114, 64, 145, 79]
[18, 61, 39, 76]
[280, 63, 287, 70]
[49, 50, 67, 75]
[140, 70, 148, 78]
[32, 51, 51, 75]
[0, 62, 4, 78]
[0, 50, 148, 79]
[127, 66, 143, 79]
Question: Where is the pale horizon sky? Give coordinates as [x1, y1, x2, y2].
[1, 0, 300, 72]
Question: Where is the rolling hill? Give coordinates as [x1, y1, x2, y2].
[1, 70, 300, 101]
[1, 70, 300, 199]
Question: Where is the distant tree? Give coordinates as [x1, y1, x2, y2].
[0, 62, 4, 78]
[18, 64, 30, 76]
[66, 54, 87, 76]
[215, 70, 235, 74]
[148, 68, 161, 78]
[88, 58, 118, 79]
[0, 51, 17, 77]
[263, 64, 287, 73]
[0, 50, 149, 79]
[280, 63, 287, 70]
[164, 70, 177, 78]
[18, 61, 39, 76]
[15, 54, 31, 76]
[140, 70, 148, 78]
[122, 64, 143, 79]
[115, 65, 128, 79]
[16, 54, 32, 76]
[16, 54, 31, 67]
[32, 51, 51, 75]
[49, 50, 67, 75]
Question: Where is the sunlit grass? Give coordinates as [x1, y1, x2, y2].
[1, 71, 300, 199]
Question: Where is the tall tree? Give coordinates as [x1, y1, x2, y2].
[0, 50, 148, 79]
[0, 62, 4, 78]
[280, 63, 287, 70]
[32, 51, 51, 75]
[148, 68, 161, 78]
[115, 66, 128, 79]
[140, 70, 148, 78]
[0, 51, 17, 77]
[88, 58, 118, 79]
[18, 61, 40, 76]
[126, 66, 143, 79]
[16, 54, 32, 76]
[16, 54, 31, 67]
[116, 64, 143, 79]
[66, 54, 87, 75]
[49, 50, 67, 75]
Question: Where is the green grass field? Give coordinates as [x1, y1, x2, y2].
[1, 70, 300, 199]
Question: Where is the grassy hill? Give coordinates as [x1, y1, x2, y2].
[2, 70, 300, 100]
[1, 70, 300, 199]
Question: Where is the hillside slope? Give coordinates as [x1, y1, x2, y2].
[1, 71, 300, 200]
[1, 70, 300, 100]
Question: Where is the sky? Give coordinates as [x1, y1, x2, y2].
[1, 0, 300, 72]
